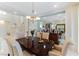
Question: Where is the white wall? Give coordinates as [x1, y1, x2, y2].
[78, 4, 79, 55]
[0, 12, 26, 44]
[65, 4, 78, 55]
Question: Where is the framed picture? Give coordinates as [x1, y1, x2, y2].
[56, 24, 65, 33]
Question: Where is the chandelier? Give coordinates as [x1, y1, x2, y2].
[26, 2, 40, 20]
[26, 16, 40, 20]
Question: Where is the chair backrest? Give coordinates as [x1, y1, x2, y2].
[42, 32, 49, 40]
[61, 39, 69, 55]
[49, 33, 58, 41]
[36, 32, 42, 39]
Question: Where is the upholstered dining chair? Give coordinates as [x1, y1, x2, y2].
[42, 32, 49, 41]
[36, 32, 42, 40]
[48, 39, 69, 56]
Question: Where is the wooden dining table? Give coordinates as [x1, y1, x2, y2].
[16, 36, 52, 56]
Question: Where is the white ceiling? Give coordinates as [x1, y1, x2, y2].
[0, 2, 78, 21]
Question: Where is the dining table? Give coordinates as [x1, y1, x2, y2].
[16, 36, 52, 56]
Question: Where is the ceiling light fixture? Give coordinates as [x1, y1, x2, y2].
[0, 10, 7, 15]
[26, 2, 40, 21]
[0, 20, 5, 24]
[2, 12, 7, 15]
[53, 5, 58, 8]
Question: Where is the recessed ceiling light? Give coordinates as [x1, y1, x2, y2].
[0, 10, 7, 15]
[53, 5, 58, 8]
[3, 12, 7, 15]
[0, 20, 5, 24]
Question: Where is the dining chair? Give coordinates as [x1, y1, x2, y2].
[42, 32, 49, 41]
[36, 32, 42, 40]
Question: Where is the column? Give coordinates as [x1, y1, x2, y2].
[65, 4, 78, 55]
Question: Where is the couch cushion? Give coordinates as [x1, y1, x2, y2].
[49, 49, 62, 56]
